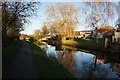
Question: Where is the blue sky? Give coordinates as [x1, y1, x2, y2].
[20, 2, 119, 35]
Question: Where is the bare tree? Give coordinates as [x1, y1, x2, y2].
[2, 2, 40, 45]
[116, 1, 120, 28]
[45, 3, 79, 37]
[34, 29, 41, 36]
[33, 29, 41, 40]
[82, 2, 117, 29]
[41, 25, 48, 36]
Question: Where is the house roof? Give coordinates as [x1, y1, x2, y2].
[96, 26, 115, 36]
[104, 30, 114, 36]
[75, 30, 92, 33]
[97, 25, 114, 30]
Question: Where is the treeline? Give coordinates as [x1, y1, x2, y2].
[2, 2, 40, 47]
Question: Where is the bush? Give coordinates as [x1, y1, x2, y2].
[29, 37, 37, 42]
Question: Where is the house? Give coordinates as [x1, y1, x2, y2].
[75, 30, 92, 38]
[114, 32, 120, 43]
[113, 24, 120, 44]
[93, 56, 108, 64]
[92, 26, 114, 39]
[20, 34, 29, 40]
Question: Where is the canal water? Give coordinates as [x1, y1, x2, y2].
[40, 44, 120, 78]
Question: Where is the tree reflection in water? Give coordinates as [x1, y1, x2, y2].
[57, 50, 76, 73]
[110, 63, 120, 76]
[40, 44, 120, 78]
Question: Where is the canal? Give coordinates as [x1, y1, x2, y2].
[40, 44, 120, 78]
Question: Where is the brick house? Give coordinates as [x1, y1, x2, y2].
[75, 30, 92, 38]
[92, 26, 114, 39]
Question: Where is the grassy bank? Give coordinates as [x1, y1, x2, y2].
[3, 40, 23, 73]
[62, 38, 109, 53]
[31, 42, 74, 78]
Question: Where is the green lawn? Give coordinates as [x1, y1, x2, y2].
[62, 38, 108, 52]
[31, 42, 74, 78]
[3, 40, 23, 73]
[62, 37, 78, 46]
[76, 38, 105, 50]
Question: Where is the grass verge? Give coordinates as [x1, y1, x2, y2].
[62, 38, 109, 52]
[31, 42, 74, 78]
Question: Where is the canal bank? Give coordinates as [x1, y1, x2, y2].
[30, 42, 74, 78]
[62, 38, 110, 52]
[48, 37, 119, 54]
[40, 43, 120, 78]
[46, 37, 120, 63]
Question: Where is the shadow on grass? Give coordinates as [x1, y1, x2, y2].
[31, 42, 74, 78]
[3, 40, 23, 74]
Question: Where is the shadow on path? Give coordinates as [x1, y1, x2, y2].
[3, 41, 39, 78]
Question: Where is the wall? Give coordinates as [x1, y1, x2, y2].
[114, 32, 120, 43]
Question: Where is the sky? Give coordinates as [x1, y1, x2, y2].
[20, 1, 120, 35]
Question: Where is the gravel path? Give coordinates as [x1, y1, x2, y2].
[3, 41, 39, 78]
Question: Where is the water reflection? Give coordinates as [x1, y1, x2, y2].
[110, 63, 120, 76]
[40, 44, 120, 78]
